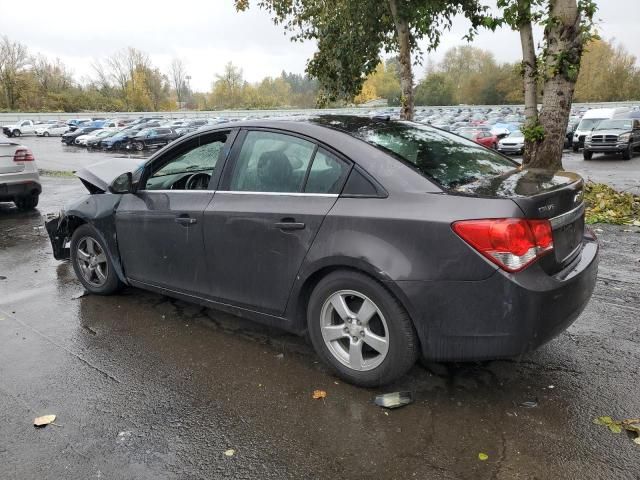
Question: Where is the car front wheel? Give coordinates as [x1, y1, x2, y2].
[12, 129, 21, 137]
[583, 150, 593, 160]
[70, 224, 123, 295]
[622, 144, 633, 160]
[307, 271, 418, 387]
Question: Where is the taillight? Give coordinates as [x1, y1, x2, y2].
[452, 218, 553, 272]
[13, 148, 34, 162]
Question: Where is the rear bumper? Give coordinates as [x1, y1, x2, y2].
[394, 236, 599, 361]
[0, 179, 41, 201]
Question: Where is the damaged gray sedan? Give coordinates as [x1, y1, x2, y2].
[46, 116, 598, 386]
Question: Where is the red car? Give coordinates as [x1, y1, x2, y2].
[458, 128, 498, 149]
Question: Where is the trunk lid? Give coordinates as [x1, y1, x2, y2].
[0, 141, 25, 174]
[456, 168, 585, 270]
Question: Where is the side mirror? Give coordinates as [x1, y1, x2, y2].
[109, 172, 134, 194]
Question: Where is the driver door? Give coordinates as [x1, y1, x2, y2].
[116, 130, 233, 295]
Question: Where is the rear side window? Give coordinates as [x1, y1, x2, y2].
[304, 149, 349, 194]
[350, 122, 516, 188]
[229, 131, 315, 193]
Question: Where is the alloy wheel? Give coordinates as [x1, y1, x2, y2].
[320, 290, 389, 371]
[76, 236, 108, 287]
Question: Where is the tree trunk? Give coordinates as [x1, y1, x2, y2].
[525, 0, 582, 170]
[388, 0, 414, 120]
[518, 0, 539, 165]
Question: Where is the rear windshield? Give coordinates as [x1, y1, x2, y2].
[326, 119, 517, 188]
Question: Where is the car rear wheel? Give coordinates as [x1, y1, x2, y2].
[14, 193, 39, 211]
[43, 131, 49, 137]
[583, 150, 593, 160]
[307, 270, 418, 387]
[572, 144, 579, 153]
[70, 224, 123, 295]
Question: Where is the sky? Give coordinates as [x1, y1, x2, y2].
[0, 0, 638, 91]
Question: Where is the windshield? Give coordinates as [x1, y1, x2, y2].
[316, 117, 517, 189]
[594, 119, 633, 130]
[507, 130, 523, 138]
[577, 118, 603, 131]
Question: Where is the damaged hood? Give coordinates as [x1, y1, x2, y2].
[76, 157, 147, 193]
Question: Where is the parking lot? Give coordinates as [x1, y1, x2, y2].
[17, 134, 640, 195]
[0, 136, 639, 479]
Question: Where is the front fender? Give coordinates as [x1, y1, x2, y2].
[45, 194, 128, 284]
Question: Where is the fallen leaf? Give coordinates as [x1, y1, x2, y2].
[34, 414, 56, 427]
[608, 423, 622, 434]
[478, 453, 489, 461]
[224, 449, 235, 457]
[634, 437, 640, 445]
[312, 390, 327, 400]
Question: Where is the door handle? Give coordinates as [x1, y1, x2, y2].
[274, 219, 306, 230]
[175, 215, 197, 225]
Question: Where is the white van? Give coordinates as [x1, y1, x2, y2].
[573, 107, 631, 151]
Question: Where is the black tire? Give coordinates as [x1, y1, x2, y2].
[12, 129, 21, 137]
[492, 143, 497, 150]
[134, 141, 144, 151]
[583, 150, 593, 160]
[70, 224, 123, 295]
[43, 131, 49, 137]
[307, 270, 419, 387]
[14, 193, 39, 211]
[622, 144, 633, 160]
[572, 144, 579, 153]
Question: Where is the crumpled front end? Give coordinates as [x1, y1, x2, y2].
[45, 211, 71, 260]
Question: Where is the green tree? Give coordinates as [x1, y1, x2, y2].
[487, 0, 598, 169]
[235, 0, 487, 120]
[415, 72, 454, 105]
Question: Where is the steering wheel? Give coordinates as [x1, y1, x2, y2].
[185, 172, 211, 190]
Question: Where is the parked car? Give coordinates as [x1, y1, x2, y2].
[0, 140, 41, 210]
[126, 127, 179, 151]
[35, 123, 70, 136]
[66, 119, 92, 132]
[76, 129, 117, 146]
[583, 118, 640, 160]
[572, 107, 631, 152]
[457, 128, 498, 149]
[46, 116, 598, 387]
[100, 129, 143, 150]
[2, 120, 39, 137]
[497, 129, 526, 155]
[86, 130, 118, 149]
[565, 120, 580, 149]
[61, 127, 102, 146]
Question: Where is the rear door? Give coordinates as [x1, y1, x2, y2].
[202, 129, 351, 315]
[0, 142, 23, 174]
[115, 130, 233, 295]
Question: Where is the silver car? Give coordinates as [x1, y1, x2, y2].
[0, 140, 41, 210]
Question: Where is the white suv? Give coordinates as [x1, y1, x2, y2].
[0, 140, 41, 210]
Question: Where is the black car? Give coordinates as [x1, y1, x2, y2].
[61, 126, 102, 146]
[46, 116, 598, 387]
[126, 127, 179, 151]
[583, 118, 640, 160]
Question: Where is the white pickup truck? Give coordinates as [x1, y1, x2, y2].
[2, 120, 39, 137]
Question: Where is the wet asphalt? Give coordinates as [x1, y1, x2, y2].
[1, 147, 640, 479]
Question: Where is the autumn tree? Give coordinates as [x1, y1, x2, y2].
[169, 58, 189, 106]
[489, 0, 598, 169]
[0, 36, 29, 109]
[235, 0, 486, 120]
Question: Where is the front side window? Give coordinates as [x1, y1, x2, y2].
[144, 131, 229, 190]
[229, 131, 315, 193]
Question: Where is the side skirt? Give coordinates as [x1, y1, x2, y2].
[127, 279, 304, 335]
